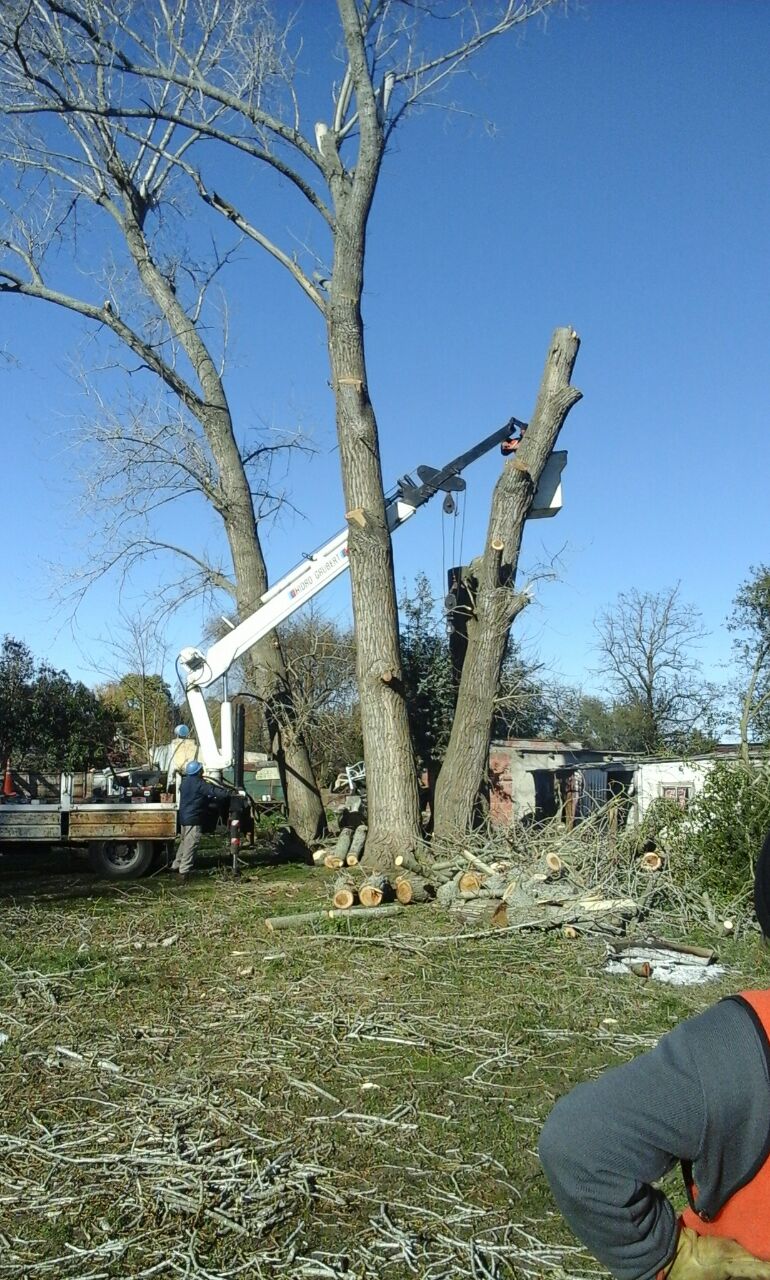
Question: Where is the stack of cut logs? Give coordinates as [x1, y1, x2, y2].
[311, 837, 641, 937]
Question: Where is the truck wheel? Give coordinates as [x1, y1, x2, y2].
[89, 839, 156, 879]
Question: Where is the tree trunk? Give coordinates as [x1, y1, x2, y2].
[322, 13, 422, 868]
[118, 192, 326, 846]
[434, 328, 582, 839]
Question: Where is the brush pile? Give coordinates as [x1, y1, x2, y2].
[305, 803, 678, 936]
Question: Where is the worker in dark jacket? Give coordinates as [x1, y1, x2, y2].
[171, 761, 228, 882]
[538, 831, 770, 1280]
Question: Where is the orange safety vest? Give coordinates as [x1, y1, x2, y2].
[681, 990, 770, 1260]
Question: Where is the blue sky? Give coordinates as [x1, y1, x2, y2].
[1, 0, 768, 717]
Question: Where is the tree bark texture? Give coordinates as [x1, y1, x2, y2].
[323, 1, 422, 868]
[433, 328, 582, 839]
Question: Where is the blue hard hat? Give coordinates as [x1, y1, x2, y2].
[185, 760, 203, 775]
[174, 724, 190, 738]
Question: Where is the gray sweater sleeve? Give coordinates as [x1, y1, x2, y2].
[538, 998, 770, 1280]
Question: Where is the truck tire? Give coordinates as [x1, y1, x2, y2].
[88, 839, 156, 880]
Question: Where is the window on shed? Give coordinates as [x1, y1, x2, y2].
[660, 784, 692, 809]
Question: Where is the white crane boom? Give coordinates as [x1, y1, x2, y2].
[177, 424, 566, 771]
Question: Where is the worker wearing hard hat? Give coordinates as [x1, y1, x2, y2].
[166, 724, 198, 791]
[539, 830, 770, 1280]
[171, 760, 229, 882]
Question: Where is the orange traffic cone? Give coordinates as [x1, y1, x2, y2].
[3, 760, 16, 798]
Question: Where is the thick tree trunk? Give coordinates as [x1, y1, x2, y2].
[322, 16, 422, 868]
[433, 328, 582, 840]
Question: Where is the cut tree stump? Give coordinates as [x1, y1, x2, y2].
[332, 874, 358, 911]
[394, 872, 434, 905]
[359, 873, 390, 909]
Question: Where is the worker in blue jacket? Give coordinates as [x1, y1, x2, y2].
[539, 831, 770, 1280]
[171, 761, 229, 882]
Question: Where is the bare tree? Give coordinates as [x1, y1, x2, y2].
[593, 583, 722, 754]
[0, 2, 327, 841]
[728, 566, 770, 765]
[92, 611, 178, 765]
[1, 0, 565, 863]
[434, 327, 582, 838]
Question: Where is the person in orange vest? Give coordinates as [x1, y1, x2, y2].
[538, 830, 770, 1280]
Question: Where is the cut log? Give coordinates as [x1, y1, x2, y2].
[639, 852, 663, 872]
[323, 854, 346, 870]
[345, 853, 360, 867]
[458, 870, 483, 896]
[436, 870, 464, 908]
[332, 874, 358, 911]
[562, 925, 579, 939]
[312, 848, 327, 865]
[450, 896, 506, 925]
[481, 873, 508, 898]
[394, 850, 420, 874]
[359, 873, 390, 909]
[394, 872, 434, 905]
[349, 824, 368, 859]
[458, 848, 495, 875]
[333, 828, 353, 859]
[265, 903, 404, 931]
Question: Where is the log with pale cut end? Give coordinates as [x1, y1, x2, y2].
[349, 824, 368, 859]
[562, 925, 579, 939]
[332, 874, 358, 911]
[312, 847, 327, 865]
[265, 903, 404, 931]
[458, 870, 483, 897]
[394, 849, 420, 874]
[323, 854, 346, 870]
[639, 852, 663, 872]
[333, 827, 353, 859]
[545, 852, 564, 878]
[394, 872, 434, 905]
[359, 872, 390, 909]
[345, 853, 360, 867]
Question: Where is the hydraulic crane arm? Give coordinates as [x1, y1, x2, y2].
[178, 420, 566, 771]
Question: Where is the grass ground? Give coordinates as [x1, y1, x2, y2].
[1, 839, 766, 1279]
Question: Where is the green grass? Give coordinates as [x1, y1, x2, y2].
[1, 841, 767, 1278]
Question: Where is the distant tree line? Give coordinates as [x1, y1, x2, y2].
[2, 565, 768, 784]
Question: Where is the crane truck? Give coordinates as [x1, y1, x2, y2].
[0, 422, 565, 878]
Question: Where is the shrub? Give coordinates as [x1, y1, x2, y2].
[672, 762, 770, 902]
